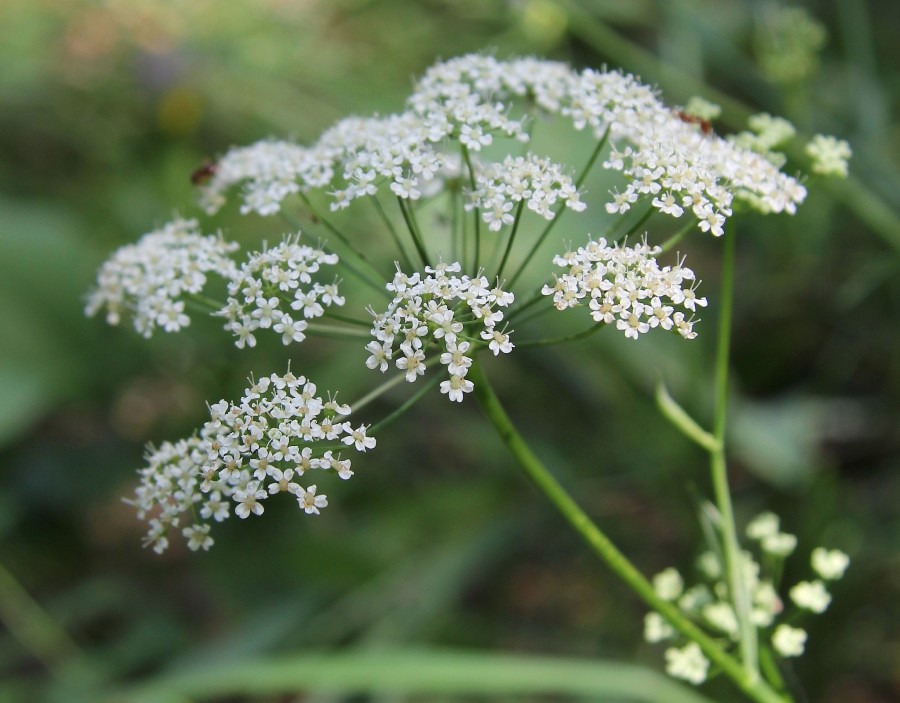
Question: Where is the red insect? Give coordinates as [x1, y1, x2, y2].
[676, 111, 713, 135]
[190, 160, 217, 186]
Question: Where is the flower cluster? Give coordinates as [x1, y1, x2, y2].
[128, 371, 375, 554]
[194, 54, 809, 236]
[643, 512, 850, 685]
[542, 237, 705, 340]
[198, 140, 335, 216]
[366, 262, 514, 402]
[468, 154, 585, 231]
[85, 218, 238, 337]
[746, 512, 849, 617]
[216, 235, 343, 348]
[320, 112, 450, 210]
[805, 134, 852, 178]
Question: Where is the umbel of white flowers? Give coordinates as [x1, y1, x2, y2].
[86, 53, 849, 552]
[127, 371, 374, 554]
[644, 512, 850, 685]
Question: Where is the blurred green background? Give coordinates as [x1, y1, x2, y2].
[1, 0, 898, 701]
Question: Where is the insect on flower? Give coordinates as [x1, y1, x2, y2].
[675, 111, 713, 135]
[190, 159, 218, 186]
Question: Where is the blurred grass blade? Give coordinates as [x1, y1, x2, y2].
[122, 648, 714, 703]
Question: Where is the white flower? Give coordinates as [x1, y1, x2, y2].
[805, 134, 851, 178]
[664, 642, 709, 685]
[751, 581, 782, 627]
[397, 349, 427, 382]
[643, 612, 674, 643]
[762, 532, 797, 557]
[790, 580, 831, 613]
[440, 374, 474, 402]
[341, 424, 377, 452]
[365, 341, 392, 372]
[297, 485, 328, 515]
[772, 624, 807, 658]
[696, 552, 721, 580]
[652, 567, 684, 601]
[811, 548, 850, 581]
[183, 524, 214, 551]
[234, 481, 267, 518]
[746, 511, 780, 540]
[192, 54, 808, 236]
[702, 601, 739, 639]
[273, 314, 309, 344]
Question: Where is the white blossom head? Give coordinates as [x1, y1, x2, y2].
[216, 233, 343, 349]
[86, 218, 238, 338]
[127, 370, 373, 553]
[367, 261, 515, 402]
[468, 154, 586, 231]
[805, 135, 852, 178]
[810, 547, 850, 581]
[772, 624, 807, 658]
[191, 55, 816, 236]
[543, 237, 705, 340]
[664, 642, 709, 685]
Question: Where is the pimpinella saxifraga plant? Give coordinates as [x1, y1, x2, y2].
[87, 54, 852, 703]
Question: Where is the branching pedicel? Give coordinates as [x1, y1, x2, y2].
[88, 54, 851, 702]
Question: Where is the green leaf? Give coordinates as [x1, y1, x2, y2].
[119, 648, 714, 703]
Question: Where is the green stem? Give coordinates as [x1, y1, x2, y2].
[659, 219, 698, 253]
[655, 379, 720, 453]
[711, 230, 759, 681]
[509, 296, 555, 328]
[575, 125, 611, 190]
[351, 372, 409, 414]
[324, 311, 372, 327]
[507, 131, 608, 289]
[296, 195, 390, 297]
[517, 321, 605, 349]
[371, 197, 414, 272]
[469, 359, 788, 703]
[621, 203, 655, 240]
[758, 644, 788, 693]
[496, 200, 526, 281]
[306, 323, 371, 339]
[397, 197, 431, 268]
[461, 145, 482, 273]
[368, 375, 442, 433]
[187, 293, 225, 312]
[450, 187, 461, 264]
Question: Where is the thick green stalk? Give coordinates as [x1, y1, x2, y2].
[469, 359, 788, 703]
[711, 230, 759, 681]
